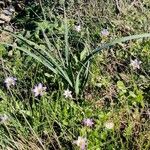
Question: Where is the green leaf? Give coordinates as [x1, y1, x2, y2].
[0, 29, 73, 87]
[129, 91, 137, 98]
[64, 11, 69, 66]
[75, 72, 80, 97]
[83, 33, 150, 66]
[41, 28, 53, 52]
[0, 44, 6, 56]
[117, 81, 126, 90]
[80, 46, 88, 61]
[136, 90, 144, 107]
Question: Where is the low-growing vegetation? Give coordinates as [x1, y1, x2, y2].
[0, 0, 150, 150]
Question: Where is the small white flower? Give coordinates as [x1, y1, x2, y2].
[130, 59, 142, 70]
[63, 89, 72, 99]
[104, 121, 114, 129]
[75, 25, 81, 32]
[0, 114, 9, 124]
[74, 136, 87, 150]
[101, 28, 109, 36]
[32, 83, 47, 97]
[4, 77, 17, 88]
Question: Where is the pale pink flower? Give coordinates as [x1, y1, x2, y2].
[82, 118, 94, 127]
[130, 59, 142, 70]
[74, 136, 87, 150]
[101, 28, 109, 36]
[32, 83, 47, 97]
[4, 77, 17, 88]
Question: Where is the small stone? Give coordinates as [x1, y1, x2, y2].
[9, 6, 15, 13]
[4, 25, 13, 32]
[7, 0, 12, 3]
[0, 20, 5, 24]
[0, 1, 5, 6]
[0, 14, 11, 22]
[3, 9, 12, 16]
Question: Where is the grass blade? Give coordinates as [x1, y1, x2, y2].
[41, 28, 53, 51]
[64, 8, 69, 66]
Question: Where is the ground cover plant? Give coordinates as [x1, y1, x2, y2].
[0, 0, 150, 150]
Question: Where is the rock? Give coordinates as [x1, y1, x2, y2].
[0, 13, 11, 22]
[2, 9, 12, 16]
[9, 6, 15, 13]
[0, 20, 5, 24]
[0, 1, 5, 7]
[4, 25, 13, 32]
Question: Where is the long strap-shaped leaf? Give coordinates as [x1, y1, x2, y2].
[64, 10, 69, 66]
[76, 33, 150, 95]
[7, 31, 60, 64]
[75, 61, 90, 97]
[1, 42, 58, 74]
[2, 42, 74, 87]
[0, 29, 73, 87]
[80, 61, 90, 94]
[41, 28, 53, 52]
[83, 33, 150, 65]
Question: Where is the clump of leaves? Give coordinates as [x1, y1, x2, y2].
[1, 20, 150, 99]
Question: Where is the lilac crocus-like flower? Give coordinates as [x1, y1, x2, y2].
[82, 118, 94, 127]
[32, 83, 47, 97]
[63, 89, 72, 99]
[4, 77, 17, 88]
[101, 28, 109, 36]
[75, 25, 81, 32]
[130, 59, 142, 70]
[74, 136, 87, 150]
